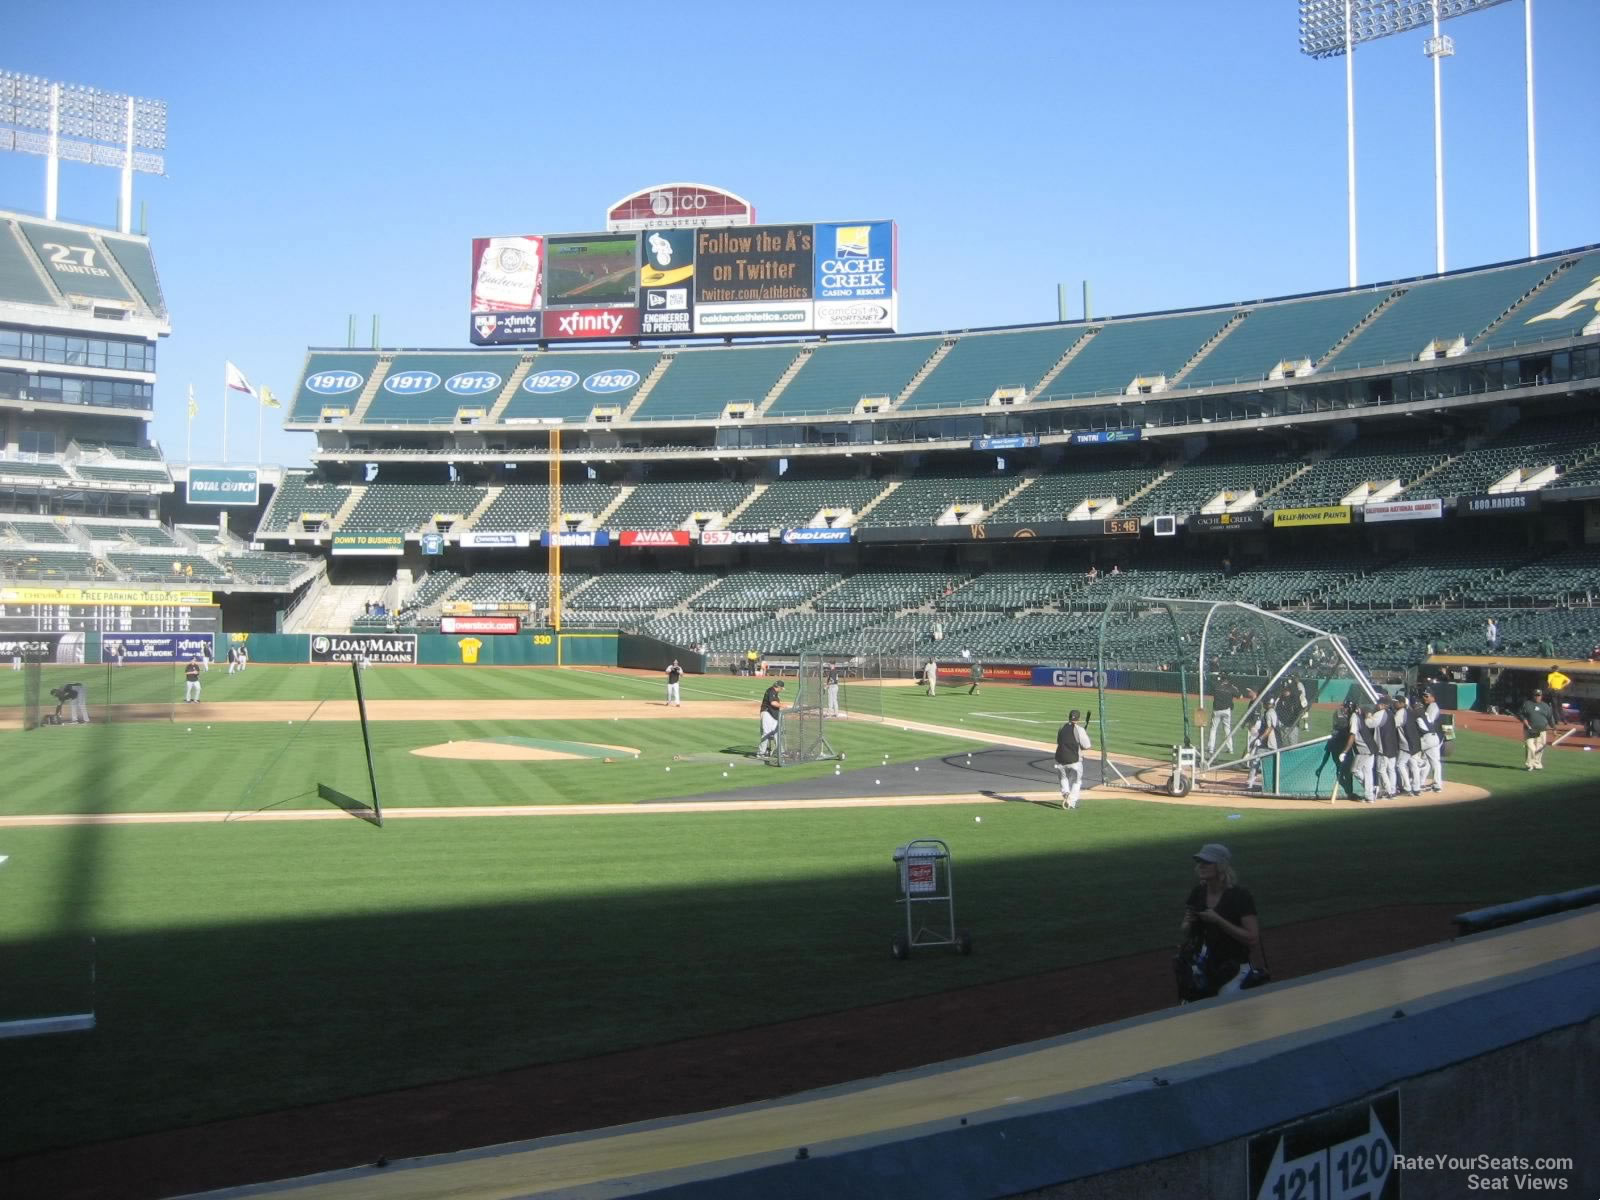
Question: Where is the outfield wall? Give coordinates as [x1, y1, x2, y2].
[205, 631, 620, 667]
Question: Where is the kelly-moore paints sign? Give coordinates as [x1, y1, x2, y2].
[187, 467, 260, 507]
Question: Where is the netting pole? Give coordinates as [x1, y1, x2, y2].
[1094, 597, 1132, 787]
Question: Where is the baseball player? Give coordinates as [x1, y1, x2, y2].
[1343, 701, 1379, 801]
[1245, 703, 1280, 790]
[1370, 696, 1401, 799]
[1396, 693, 1423, 796]
[923, 659, 937, 697]
[67, 680, 89, 724]
[1206, 674, 1249, 758]
[968, 660, 984, 695]
[1417, 687, 1444, 792]
[757, 679, 785, 760]
[227, 646, 239, 675]
[184, 657, 203, 703]
[1054, 709, 1093, 810]
[825, 662, 840, 715]
[665, 659, 683, 707]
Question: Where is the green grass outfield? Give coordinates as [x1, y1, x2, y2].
[0, 664, 1595, 1157]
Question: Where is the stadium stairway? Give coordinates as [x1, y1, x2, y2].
[850, 479, 900, 524]
[722, 483, 767, 526]
[593, 485, 633, 527]
[1471, 255, 1579, 346]
[328, 485, 366, 533]
[754, 348, 814, 417]
[984, 474, 1039, 520]
[670, 576, 726, 614]
[457, 487, 502, 532]
[488, 358, 536, 423]
[786, 575, 851, 614]
[1029, 329, 1099, 399]
[348, 357, 395, 423]
[890, 339, 958, 410]
[1314, 288, 1404, 368]
[618, 353, 676, 421]
[1166, 311, 1247, 388]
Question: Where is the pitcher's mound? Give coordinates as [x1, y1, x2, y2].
[412, 737, 639, 762]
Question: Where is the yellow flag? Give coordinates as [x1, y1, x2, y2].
[186, 383, 197, 420]
[260, 385, 280, 409]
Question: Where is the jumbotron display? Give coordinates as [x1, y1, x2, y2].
[470, 220, 898, 344]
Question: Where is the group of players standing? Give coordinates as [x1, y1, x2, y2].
[1206, 671, 1447, 799]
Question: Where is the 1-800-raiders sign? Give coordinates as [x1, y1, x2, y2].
[310, 634, 417, 664]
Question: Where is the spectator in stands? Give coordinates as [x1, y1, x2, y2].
[1177, 843, 1260, 1001]
[171, 559, 183, 577]
[1519, 688, 1556, 771]
[1486, 617, 1499, 652]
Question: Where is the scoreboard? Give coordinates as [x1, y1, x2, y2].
[0, 587, 220, 634]
[0, 602, 220, 634]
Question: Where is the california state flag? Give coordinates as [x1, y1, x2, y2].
[224, 361, 256, 398]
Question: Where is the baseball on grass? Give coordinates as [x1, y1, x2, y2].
[975, 816, 982, 823]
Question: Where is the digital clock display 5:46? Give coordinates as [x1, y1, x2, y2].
[1102, 517, 1140, 536]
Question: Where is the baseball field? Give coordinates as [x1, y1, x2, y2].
[0, 660, 1595, 1178]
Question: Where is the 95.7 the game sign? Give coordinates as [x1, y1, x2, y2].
[1248, 1092, 1399, 1200]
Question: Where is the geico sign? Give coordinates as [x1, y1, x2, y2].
[1049, 669, 1105, 688]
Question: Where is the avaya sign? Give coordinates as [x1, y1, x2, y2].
[619, 530, 690, 547]
[607, 183, 755, 232]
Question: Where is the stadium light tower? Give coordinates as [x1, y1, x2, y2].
[0, 70, 167, 233]
[1299, 0, 1535, 282]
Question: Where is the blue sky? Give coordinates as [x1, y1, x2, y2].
[3, 0, 1596, 468]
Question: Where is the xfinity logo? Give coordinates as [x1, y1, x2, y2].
[555, 310, 626, 336]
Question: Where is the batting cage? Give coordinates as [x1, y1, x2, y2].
[1094, 597, 1379, 798]
[771, 652, 840, 765]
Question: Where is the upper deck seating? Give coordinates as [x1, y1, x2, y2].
[220, 553, 319, 585]
[568, 571, 715, 610]
[1048, 310, 1233, 397]
[1473, 250, 1600, 351]
[2, 519, 73, 543]
[291, 354, 381, 422]
[0, 219, 56, 307]
[74, 463, 170, 484]
[499, 351, 659, 423]
[107, 553, 228, 582]
[100, 234, 167, 315]
[1181, 290, 1385, 387]
[934, 571, 1081, 611]
[0, 459, 71, 480]
[637, 345, 803, 421]
[902, 327, 1091, 409]
[765, 338, 941, 417]
[76, 520, 179, 547]
[363, 354, 522, 424]
[0, 549, 100, 581]
[1324, 258, 1559, 371]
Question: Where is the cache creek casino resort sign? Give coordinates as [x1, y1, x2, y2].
[469, 184, 897, 344]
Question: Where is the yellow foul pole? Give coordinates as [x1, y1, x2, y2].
[548, 429, 562, 633]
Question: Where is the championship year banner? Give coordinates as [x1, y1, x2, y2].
[1272, 505, 1352, 528]
[187, 466, 260, 507]
[310, 634, 417, 664]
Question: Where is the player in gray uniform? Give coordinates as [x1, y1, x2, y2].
[1342, 702, 1378, 801]
[1417, 687, 1444, 791]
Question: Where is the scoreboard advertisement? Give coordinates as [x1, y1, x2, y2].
[471, 219, 897, 344]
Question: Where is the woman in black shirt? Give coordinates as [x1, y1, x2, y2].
[1179, 843, 1260, 999]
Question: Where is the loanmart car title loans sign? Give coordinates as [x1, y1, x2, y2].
[310, 634, 417, 664]
[188, 466, 260, 506]
[471, 220, 897, 344]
